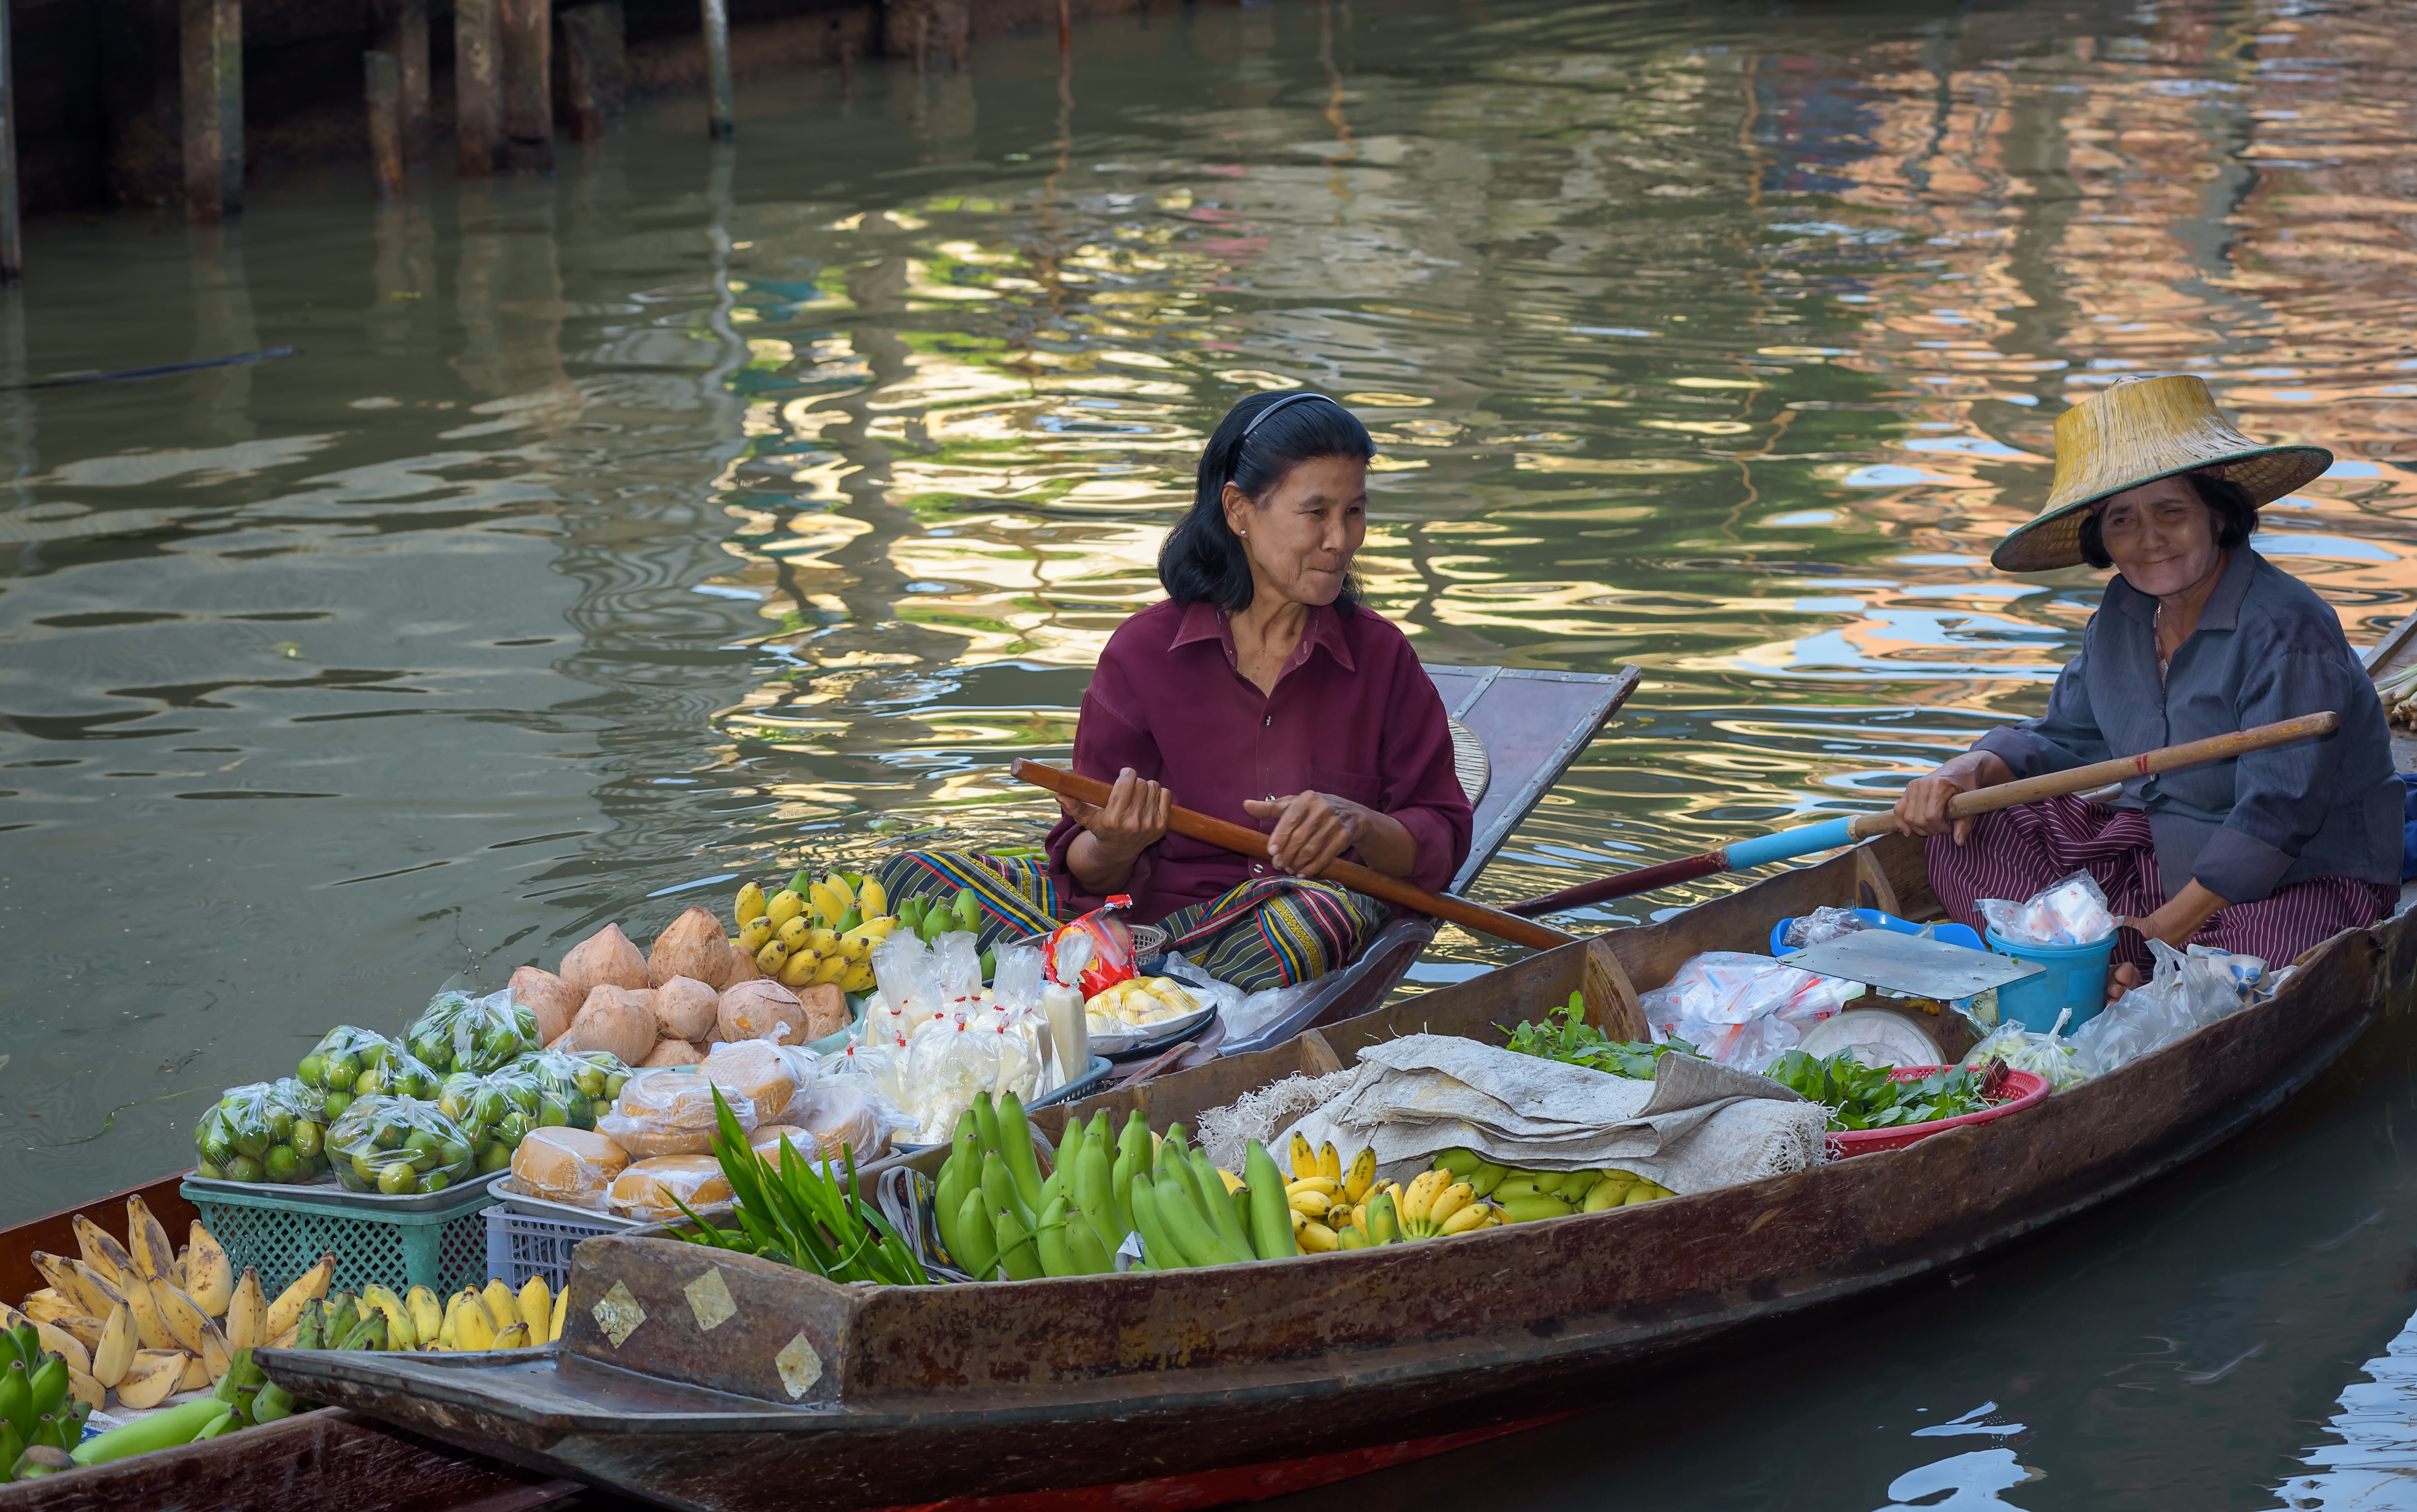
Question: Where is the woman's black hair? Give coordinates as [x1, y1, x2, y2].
[2078, 470, 2259, 569]
[1159, 391, 1375, 612]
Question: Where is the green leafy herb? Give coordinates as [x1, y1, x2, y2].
[1501, 991, 1700, 1079]
[667, 1086, 930, 1286]
[1763, 1049, 1991, 1132]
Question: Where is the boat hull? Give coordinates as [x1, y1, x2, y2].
[271, 832, 2415, 1512]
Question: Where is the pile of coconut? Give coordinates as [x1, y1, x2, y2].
[507, 907, 851, 1069]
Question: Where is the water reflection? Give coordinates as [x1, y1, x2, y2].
[3, 14, 2417, 1501]
[2276, 1302, 2417, 1509]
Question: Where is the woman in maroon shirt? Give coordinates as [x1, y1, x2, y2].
[878, 391, 1473, 991]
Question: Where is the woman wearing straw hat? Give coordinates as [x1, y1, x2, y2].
[1893, 375, 2400, 997]
[878, 391, 1474, 992]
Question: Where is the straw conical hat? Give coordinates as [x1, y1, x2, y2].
[1993, 375, 2331, 572]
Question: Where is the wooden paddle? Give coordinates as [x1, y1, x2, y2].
[1008, 760, 1577, 951]
[1503, 711, 2342, 918]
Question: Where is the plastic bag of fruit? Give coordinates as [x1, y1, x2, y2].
[193, 1077, 330, 1185]
[436, 1070, 531, 1179]
[297, 1026, 441, 1111]
[503, 1047, 632, 1130]
[405, 987, 542, 1076]
[326, 1093, 478, 1196]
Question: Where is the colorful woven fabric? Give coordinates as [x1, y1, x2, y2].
[1924, 794, 2393, 972]
[874, 850, 1385, 991]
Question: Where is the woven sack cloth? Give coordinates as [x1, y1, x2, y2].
[1268, 1033, 1827, 1197]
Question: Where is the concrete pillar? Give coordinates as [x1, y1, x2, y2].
[379, 0, 432, 165]
[456, 0, 502, 177]
[701, 0, 734, 139]
[499, 0, 553, 172]
[0, 0, 20, 282]
[558, 3, 626, 143]
[180, 0, 242, 221]
[365, 52, 404, 198]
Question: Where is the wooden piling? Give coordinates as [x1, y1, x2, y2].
[1058, 0, 1071, 52]
[701, 0, 735, 140]
[180, 0, 243, 221]
[499, 0, 553, 172]
[0, 0, 20, 283]
[455, 0, 502, 176]
[365, 51, 404, 199]
[558, 3, 626, 143]
[379, 0, 431, 165]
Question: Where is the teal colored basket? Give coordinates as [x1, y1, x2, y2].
[180, 1175, 500, 1300]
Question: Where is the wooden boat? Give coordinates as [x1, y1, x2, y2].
[0, 660, 1632, 1511]
[256, 774, 2416, 1512]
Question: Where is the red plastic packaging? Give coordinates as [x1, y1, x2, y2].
[1044, 897, 1139, 999]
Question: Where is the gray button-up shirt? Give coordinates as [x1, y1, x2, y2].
[1975, 547, 2400, 904]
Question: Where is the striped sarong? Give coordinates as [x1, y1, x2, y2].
[1924, 794, 2393, 972]
[874, 851, 1386, 992]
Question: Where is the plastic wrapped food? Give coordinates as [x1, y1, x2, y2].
[2068, 939, 2258, 1074]
[1638, 951, 1858, 1074]
[609, 1154, 733, 1220]
[511, 1126, 630, 1210]
[1085, 975, 1201, 1032]
[293, 1026, 393, 1122]
[193, 1077, 330, 1185]
[1964, 1016, 2094, 1090]
[699, 1040, 798, 1118]
[405, 987, 543, 1075]
[786, 1081, 899, 1166]
[598, 1069, 758, 1159]
[326, 1094, 478, 1196]
[1782, 906, 1871, 949]
[1042, 898, 1137, 999]
[1977, 870, 2117, 947]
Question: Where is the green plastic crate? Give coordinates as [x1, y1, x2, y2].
[180, 1176, 499, 1300]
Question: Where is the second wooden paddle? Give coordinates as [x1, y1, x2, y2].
[1009, 760, 1576, 952]
[1505, 710, 2341, 917]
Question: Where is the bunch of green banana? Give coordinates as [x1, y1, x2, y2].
[1430, 1148, 1676, 1221]
[735, 870, 894, 994]
[0, 1321, 92, 1482]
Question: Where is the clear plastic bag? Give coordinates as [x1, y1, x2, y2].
[500, 1047, 631, 1131]
[193, 1077, 330, 1185]
[1978, 870, 2118, 947]
[1638, 951, 1859, 1073]
[699, 1039, 799, 1118]
[868, 932, 944, 1046]
[435, 1070, 525, 1178]
[934, 930, 983, 1004]
[610, 1154, 733, 1219]
[510, 1125, 628, 1209]
[1964, 1013, 2095, 1090]
[2068, 939, 2257, 1073]
[598, 1067, 758, 1158]
[326, 1093, 477, 1195]
[1783, 906, 1871, 949]
[405, 987, 543, 1076]
[1042, 898, 1137, 998]
[782, 1081, 910, 1165]
[1155, 953, 1248, 1023]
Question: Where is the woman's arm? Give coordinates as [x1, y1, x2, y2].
[1892, 749, 2016, 845]
[1240, 793, 1416, 878]
[1061, 769, 1171, 894]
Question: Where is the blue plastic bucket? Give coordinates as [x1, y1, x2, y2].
[1985, 927, 2116, 1034]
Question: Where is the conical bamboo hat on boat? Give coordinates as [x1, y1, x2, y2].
[1992, 375, 2332, 572]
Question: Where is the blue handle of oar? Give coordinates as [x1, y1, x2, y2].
[1722, 816, 1858, 871]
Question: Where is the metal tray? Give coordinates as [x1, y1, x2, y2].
[1089, 1004, 1218, 1062]
[491, 1176, 729, 1231]
[181, 1168, 506, 1216]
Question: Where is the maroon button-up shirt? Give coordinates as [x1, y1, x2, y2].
[1044, 598, 1473, 924]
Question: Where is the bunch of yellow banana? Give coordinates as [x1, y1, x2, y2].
[1283, 1136, 1413, 1251]
[734, 869, 895, 994]
[16, 1203, 333, 1412]
[428, 1275, 567, 1351]
[1430, 1148, 1676, 1222]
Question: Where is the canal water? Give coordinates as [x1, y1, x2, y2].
[6, 0, 2417, 1502]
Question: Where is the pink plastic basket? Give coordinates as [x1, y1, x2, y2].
[1824, 1066, 2049, 1159]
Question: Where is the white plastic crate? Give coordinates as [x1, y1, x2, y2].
[483, 1205, 615, 1290]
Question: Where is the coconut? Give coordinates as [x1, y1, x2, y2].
[725, 940, 761, 984]
[509, 966, 582, 1046]
[716, 980, 806, 1046]
[795, 983, 849, 1043]
[653, 975, 720, 1042]
[553, 985, 657, 1066]
[560, 924, 648, 999]
[639, 1039, 705, 1068]
[649, 907, 732, 991]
